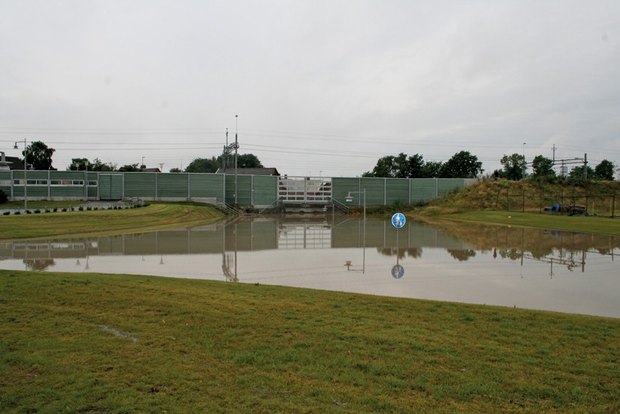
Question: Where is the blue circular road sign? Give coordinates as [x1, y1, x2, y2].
[391, 212, 406, 229]
[391, 264, 405, 279]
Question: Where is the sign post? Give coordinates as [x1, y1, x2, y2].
[390, 213, 407, 278]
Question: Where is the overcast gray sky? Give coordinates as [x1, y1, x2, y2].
[1, 0, 619, 176]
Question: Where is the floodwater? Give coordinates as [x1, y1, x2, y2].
[1, 216, 618, 318]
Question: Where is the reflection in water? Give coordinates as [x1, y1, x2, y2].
[1, 217, 618, 317]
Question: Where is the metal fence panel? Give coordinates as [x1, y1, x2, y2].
[253, 176, 277, 206]
[124, 173, 157, 198]
[386, 179, 410, 204]
[360, 178, 386, 206]
[189, 174, 224, 199]
[225, 175, 252, 205]
[332, 177, 361, 205]
[437, 178, 465, 197]
[410, 179, 438, 203]
[158, 173, 189, 199]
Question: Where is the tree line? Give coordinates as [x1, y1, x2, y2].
[363, 151, 483, 178]
[11, 140, 265, 173]
[363, 151, 616, 182]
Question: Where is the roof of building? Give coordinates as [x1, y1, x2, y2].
[215, 167, 280, 176]
[3, 156, 24, 170]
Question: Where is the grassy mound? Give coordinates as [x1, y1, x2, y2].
[0, 203, 224, 240]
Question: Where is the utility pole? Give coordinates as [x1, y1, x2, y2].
[222, 128, 229, 171]
[14, 139, 27, 210]
[552, 144, 556, 163]
[583, 153, 588, 181]
[221, 116, 240, 205]
[234, 115, 239, 206]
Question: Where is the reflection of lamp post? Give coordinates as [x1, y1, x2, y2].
[14, 139, 27, 210]
[346, 189, 366, 273]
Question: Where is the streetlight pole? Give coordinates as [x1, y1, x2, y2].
[14, 139, 27, 210]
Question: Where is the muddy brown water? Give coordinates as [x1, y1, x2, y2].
[1, 216, 618, 318]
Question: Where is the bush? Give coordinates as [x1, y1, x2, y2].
[0, 189, 7, 204]
[3, 211, 10, 215]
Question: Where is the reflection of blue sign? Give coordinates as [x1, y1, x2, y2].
[391, 264, 405, 279]
[391, 212, 406, 229]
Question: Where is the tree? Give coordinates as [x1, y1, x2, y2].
[185, 157, 219, 173]
[567, 165, 595, 183]
[421, 161, 443, 178]
[439, 151, 483, 178]
[67, 158, 91, 171]
[169, 168, 182, 173]
[24, 140, 55, 170]
[235, 153, 263, 169]
[404, 154, 425, 178]
[186, 153, 264, 173]
[364, 153, 429, 178]
[500, 153, 526, 180]
[594, 160, 615, 180]
[531, 155, 555, 180]
[363, 155, 398, 177]
[118, 163, 140, 172]
[90, 158, 115, 171]
[67, 157, 115, 171]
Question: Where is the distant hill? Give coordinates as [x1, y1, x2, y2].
[416, 179, 620, 216]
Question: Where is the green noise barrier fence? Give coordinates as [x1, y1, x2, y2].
[1, 170, 472, 208]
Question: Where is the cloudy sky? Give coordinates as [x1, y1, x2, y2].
[1, 0, 619, 176]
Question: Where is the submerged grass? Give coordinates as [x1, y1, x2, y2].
[1, 270, 618, 413]
[0, 203, 224, 240]
[420, 210, 620, 236]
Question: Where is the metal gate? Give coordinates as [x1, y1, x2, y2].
[278, 177, 332, 204]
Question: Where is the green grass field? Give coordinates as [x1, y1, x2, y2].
[1, 271, 618, 413]
[0, 203, 224, 240]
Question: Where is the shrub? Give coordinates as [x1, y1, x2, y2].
[0, 189, 7, 204]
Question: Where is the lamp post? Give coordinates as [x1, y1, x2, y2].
[14, 139, 27, 210]
[345, 188, 366, 273]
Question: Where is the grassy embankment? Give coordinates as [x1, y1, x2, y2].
[1, 270, 619, 413]
[414, 179, 620, 236]
[0, 203, 224, 240]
